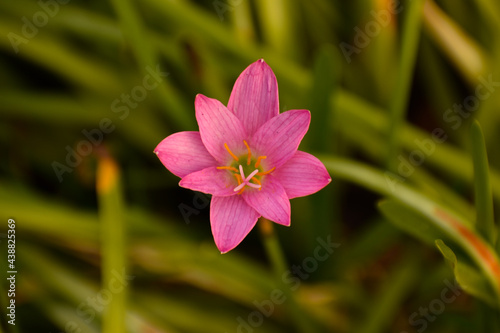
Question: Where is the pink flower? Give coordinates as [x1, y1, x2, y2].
[155, 59, 331, 253]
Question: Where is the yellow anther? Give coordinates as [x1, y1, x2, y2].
[243, 140, 252, 165]
[254, 156, 267, 168]
[217, 166, 239, 172]
[257, 167, 275, 176]
[252, 177, 262, 191]
[234, 173, 242, 185]
[224, 143, 239, 161]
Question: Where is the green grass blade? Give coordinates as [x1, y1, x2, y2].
[322, 156, 500, 305]
[259, 220, 321, 333]
[308, 45, 342, 241]
[423, 1, 487, 86]
[386, 0, 425, 171]
[336, 218, 401, 271]
[97, 157, 128, 333]
[109, 0, 194, 129]
[41, 300, 100, 333]
[0, 21, 122, 95]
[435, 239, 497, 307]
[474, 0, 500, 28]
[379, 199, 447, 245]
[357, 251, 421, 333]
[255, 0, 297, 58]
[333, 90, 500, 201]
[470, 121, 495, 245]
[230, 0, 256, 44]
[109, 0, 154, 70]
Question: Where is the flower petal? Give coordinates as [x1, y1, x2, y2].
[250, 109, 311, 169]
[273, 151, 331, 199]
[195, 94, 248, 164]
[227, 59, 279, 135]
[210, 195, 260, 253]
[179, 167, 236, 196]
[243, 174, 291, 226]
[154, 131, 218, 178]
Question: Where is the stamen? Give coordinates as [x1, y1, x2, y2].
[234, 173, 242, 185]
[255, 156, 267, 168]
[217, 166, 239, 172]
[224, 143, 239, 161]
[257, 167, 275, 176]
[243, 140, 252, 166]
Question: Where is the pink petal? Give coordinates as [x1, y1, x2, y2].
[227, 59, 279, 136]
[273, 151, 331, 199]
[243, 174, 291, 226]
[210, 195, 260, 253]
[179, 167, 236, 196]
[195, 94, 248, 164]
[154, 131, 218, 178]
[250, 109, 311, 169]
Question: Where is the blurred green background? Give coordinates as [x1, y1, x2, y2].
[2, 0, 500, 332]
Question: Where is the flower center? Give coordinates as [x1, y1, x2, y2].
[217, 140, 275, 194]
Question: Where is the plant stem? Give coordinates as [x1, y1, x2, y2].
[259, 219, 319, 333]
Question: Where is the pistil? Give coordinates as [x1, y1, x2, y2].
[220, 141, 275, 194]
[233, 166, 261, 192]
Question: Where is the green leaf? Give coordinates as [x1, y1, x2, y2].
[378, 199, 446, 245]
[323, 157, 500, 305]
[435, 239, 498, 307]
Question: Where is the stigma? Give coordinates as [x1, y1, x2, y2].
[234, 165, 261, 192]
